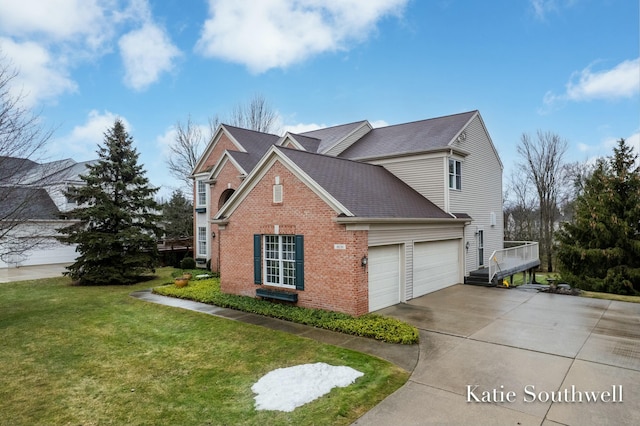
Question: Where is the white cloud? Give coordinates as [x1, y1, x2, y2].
[0, 0, 180, 103]
[541, 58, 640, 113]
[530, 0, 576, 20]
[156, 127, 178, 158]
[370, 119, 389, 128]
[577, 142, 590, 153]
[0, 0, 109, 47]
[282, 122, 325, 134]
[119, 23, 181, 91]
[0, 37, 77, 107]
[195, 0, 408, 73]
[566, 59, 640, 101]
[51, 110, 131, 160]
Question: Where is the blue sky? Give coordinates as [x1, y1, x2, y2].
[1, 0, 638, 199]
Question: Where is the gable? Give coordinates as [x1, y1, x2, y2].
[278, 134, 306, 151]
[209, 152, 247, 181]
[192, 128, 243, 176]
[449, 113, 503, 169]
[299, 120, 371, 155]
[214, 148, 353, 221]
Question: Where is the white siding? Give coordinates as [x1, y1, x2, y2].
[449, 115, 504, 274]
[374, 157, 446, 210]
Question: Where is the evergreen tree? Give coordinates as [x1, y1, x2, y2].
[162, 190, 193, 239]
[58, 120, 161, 285]
[556, 139, 640, 294]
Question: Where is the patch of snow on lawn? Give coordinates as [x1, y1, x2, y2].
[252, 362, 364, 412]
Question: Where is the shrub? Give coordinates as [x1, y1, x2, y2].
[153, 276, 419, 345]
[180, 257, 196, 269]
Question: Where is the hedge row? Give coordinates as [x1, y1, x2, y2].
[153, 277, 419, 345]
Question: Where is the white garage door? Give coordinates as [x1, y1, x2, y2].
[18, 240, 77, 267]
[368, 245, 401, 312]
[413, 239, 460, 297]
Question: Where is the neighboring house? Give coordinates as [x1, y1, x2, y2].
[0, 157, 97, 268]
[192, 110, 506, 316]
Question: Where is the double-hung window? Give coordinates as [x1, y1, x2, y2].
[449, 159, 462, 190]
[197, 180, 206, 206]
[264, 235, 296, 287]
[254, 234, 304, 289]
[198, 226, 207, 256]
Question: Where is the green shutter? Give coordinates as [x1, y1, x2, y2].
[253, 234, 262, 284]
[295, 235, 304, 290]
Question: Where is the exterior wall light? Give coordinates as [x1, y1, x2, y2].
[361, 256, 368, 267]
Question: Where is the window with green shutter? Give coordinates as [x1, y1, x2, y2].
[254, 234, 304, 289]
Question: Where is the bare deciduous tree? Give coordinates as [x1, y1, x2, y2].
[560, 160, 595, 214]
[504, 168, 538, 241]
[0, 54, 56, 264]
[165, 115, 206, 190]
[165, 93, 280, 193]
[517, 130, 568, 272]
[229, 93, 279, 133]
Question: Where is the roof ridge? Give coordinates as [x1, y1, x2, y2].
[373, 110, 477, 130]
[222, 124, 281, 138]
[287, 132, 321, 142]
[276, 145, 384, 168]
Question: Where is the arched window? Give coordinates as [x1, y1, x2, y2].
[218, 188, 235, 209]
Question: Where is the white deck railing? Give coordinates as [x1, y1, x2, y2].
[488, 241, 539, 283]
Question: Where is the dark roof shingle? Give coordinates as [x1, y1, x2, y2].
[339, 111, 476, 160]
[0, 187, 60, 220]
[278, 147, 452, 219]
[221, 125, 280, 173]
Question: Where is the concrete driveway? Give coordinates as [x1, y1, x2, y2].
[0, 263, 69, 283]
[354, 284, 640, 425]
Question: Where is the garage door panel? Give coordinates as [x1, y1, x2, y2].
[413, 240, 460, 297]
[368, 245, 400, 312]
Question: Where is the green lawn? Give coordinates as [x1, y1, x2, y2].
[0, 268, 408, 425]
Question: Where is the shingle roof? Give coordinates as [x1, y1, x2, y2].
[286, 133, 321, 151]
[0, 156, 39, 182]
[299, 121, 369, 153]
[223, 125, 280, 154]
[278, 147, 452, 219]
[218, 125, 281, 174]
[226, 151, 260, 174]
[0, 187, 60, 220]
[339, 110, 477, 160]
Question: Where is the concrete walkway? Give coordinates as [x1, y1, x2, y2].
[355, 285, 640, 425]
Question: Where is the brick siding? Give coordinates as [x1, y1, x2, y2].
[219, 160, 370, 316]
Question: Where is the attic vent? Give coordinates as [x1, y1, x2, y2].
[456, 131, 467, 143]
[273, 184, 283, 203]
